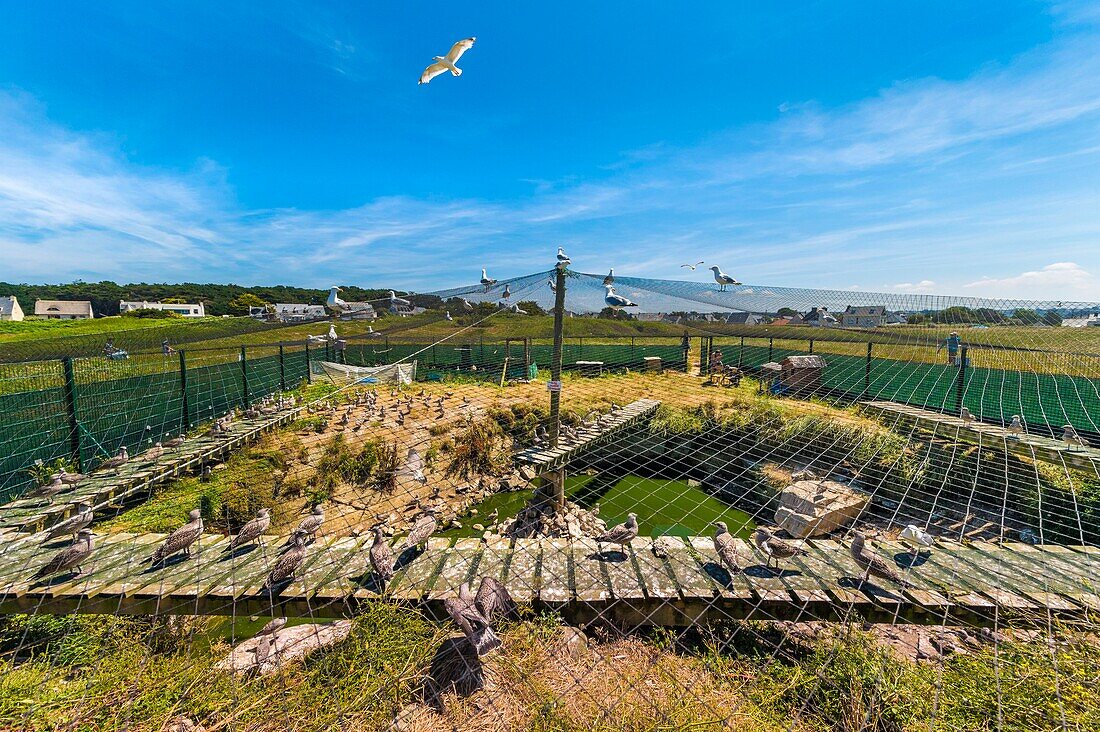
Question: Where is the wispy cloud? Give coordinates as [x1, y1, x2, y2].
[963, 262, 1097, 299]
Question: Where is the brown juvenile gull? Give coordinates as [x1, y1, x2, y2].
[294, 504, 325, 542]
[99, 446, 130, 471]
[33, 529, 94, 581]
[595, 512, 638, 547]
[42, 502, 93, 543]
[713, 521, 741, 576]
[150, 509, 204, 564]
[257, 616, 287, 637]
[752, 527, 806, 570]
[265, 532, 307, 591]
[163, 434, 185, 448]
[445, 576, 514, 656]
[26, 475, 67, 503]
[227, 508, 271, 551]
[369, 524, 396, 588]
[400, 512, 438, 553]
[57, 468, 86, 485]
[143, 442, 165, 463]
[849, 532, 911, 588]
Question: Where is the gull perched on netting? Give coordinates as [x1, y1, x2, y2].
[752, 527, 806, 570]
[150, 509, 204, 565]
[547, 278, 556, 293]
[712, 521, 741, 576]
[500, 283, 511, 300]
[681, 261, 705, 270]
[370, 524, 396, 588]
[227, 508, 271, 551]
[960, 407, 975, 423]
[604, 285, 637, 310]
[42, 502, 93, 543]
[849, 532, 911, 587]
[709, 265, 742, 291]
[418, 37, 476, 85]
[603, 269, 614, 286]
[32, 529, 94, 582]
[480, 269, 497, 291]
[899, 525, 935, 554]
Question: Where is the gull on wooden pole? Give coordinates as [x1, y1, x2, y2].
[548, 260, 568, 509]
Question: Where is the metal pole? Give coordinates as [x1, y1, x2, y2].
[768, 337, 773, 363]
[304, 341, 312, 384]
[956, 346, 968, 415]
[240, 345, 249, 407]
[278, 344, 286, 392]
[738, 336, 744, 369]
[61, 357, 82, 471]
[179, 350, 190, 431]
[865, 341, 873, 395]
[808, 338, 814, 355]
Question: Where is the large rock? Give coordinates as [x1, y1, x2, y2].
[774, 479, 867, 538]
[216, 620, 353, 676]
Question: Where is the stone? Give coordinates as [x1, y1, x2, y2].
[775, 479, 868, 538]
[215, 620, 353, 677]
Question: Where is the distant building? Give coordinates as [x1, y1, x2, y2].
[35, 300, 94, 320]
[0, 295, 24, 321]
[635, 312, 667, 322]
[1063, 313, 1100, 328]
[769, 317, 792, 326]
[885, 311, 909, 325]
[800, 307, 837, 327]
[119, 300, 206, 317]
[265, 303, 327, 322]
[725, 312, 765, 326]
[840, 305, 887, 328]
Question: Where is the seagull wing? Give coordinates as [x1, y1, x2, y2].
[419, 62, 449, 85]
[445, 37, 476, 64]
[475, 576, 516, 621]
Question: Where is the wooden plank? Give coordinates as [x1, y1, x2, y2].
[603, 541, 647, 602]
[428, 539, 484, 599]
[475, 539, 511, 587]
[99, 534, 233, 601]
[803, 539, 905, 612]
[927, 542, 1039, 611]
[663, 537, 715, 601]
[537, 541, 571, 603]
[785, 541, 868, 607]
[991, 542, 1100, 609]
[962, 541, 1082, 612]
[384, 537, 451, 601]
[570, 539, 610, 602]
[507, 539, 540, 602]
[687, 537, 755, 601]
[14, 533, 157, 601]
[314, 536, 381, 602]
[629, 538, 679, 600]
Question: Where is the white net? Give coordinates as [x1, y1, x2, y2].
[313, 359, 417, 386]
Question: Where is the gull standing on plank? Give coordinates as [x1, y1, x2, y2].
[57, 468, 85, 485]
[1063, 424, 1088, 449]
[418, 37, 476, 85]
[594, 512, 638, 549]
[26, 475, 67, 503]
[32, 529, 94, 582]
[99, 446, 130, 472]
[1007, 415, 1024, 436]
[898, 525, 935, 554]
[370, 524, 396, 588]
[713, 521, 741, 576]
[401, 512, 438, 553]
[227, 508, 271, 551]
[42, 503, 93, 543]
[150, 509, 204, 565]
[294, 505, 325, 543]
[681, 261, 705, 271]
[604, 285, 638, 310]
[265, 532, 307, 592]
[849, 532, 911, 587]
[709, 265, 741, 291]
[752, 527, 806, 570]
[480, 269, 497, 291]
[960, 407, 975, 423]
[603, 269, 615, 286]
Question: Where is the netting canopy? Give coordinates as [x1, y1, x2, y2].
[1, 269, 1099, 731]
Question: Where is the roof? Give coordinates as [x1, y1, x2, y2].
[0, 296, 19, 316]
[781, 355, 827, 369]
[843, 306, 886, 316]
[725, 312, 763, 325]
[35, 300, 93, 316]
[770, 317, 791, 326]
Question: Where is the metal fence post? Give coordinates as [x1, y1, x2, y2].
[61, 357, 82, 471]
[956, 346, 969, 415]
[278, 344, 286, 392]
[305, 341, 312, 383]
[768, 337, 773, 363]
[865, 342, 873, 395]
[179, 350, 190, 431]
[240, 345, 249, 407]
[738, 336, 744, 369]
[808, 338, 814, 355]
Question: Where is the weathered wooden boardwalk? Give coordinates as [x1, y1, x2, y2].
[861, 400, 1100, 473]
[3, 531, 1096, 627]
[515, 399, 662, 471]
[0, 405, 304, 534]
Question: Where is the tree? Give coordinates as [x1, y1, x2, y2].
[1041, 310, 1063, 326]
[598, 307, 634, 320]
[227, 293, 269, 316]
[906, 313, 930, 325]
[777, 307, 799, 317]
[161, 296, 188, 304]
[1012, 308, 1040, 325]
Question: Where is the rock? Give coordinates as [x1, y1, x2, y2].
[167, 717, 205, 732]
[551, 626, 588, 659]
[774, 480, 868, 538]
[215, 620, 353, 677]
[472, 523, 485, 531]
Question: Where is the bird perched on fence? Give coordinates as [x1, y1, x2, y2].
[99, 446, 130, 472]
[57, 468, 85, 485]
[752, 527, 806, 570]
[898, 525, 935, 554]
[960, 407, 975, 423]
[42, 503, 93, 543]
[26, 475, 67, 503]
[370, 524, 396, 588]
[32, 529, 94, 582]
[604, 285, 637, 310]
[594, 513, 638, 549]
[1063, 424, 1088, 449]
[151, 509, 204, 565]
[418, 37, 476, 85]
[401, 512, 438, 553]
[265, 532, 307, 592]
[445, 576, 515, 656]
[294, 505, 325, 543]
[708, 265, 741, 291]
[1007, 415, 1024, 436]
[849, 532, 911, 587]
[603, 269, 614, 286]
[500, 283, 511, 300]
[712, 521, 741, 576]
[480, 269, 497, 291]
[227, 508, 271, 551]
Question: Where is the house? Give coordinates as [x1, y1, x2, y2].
[769, 317, 792, 326]
[35, 300, 94, 319]
[840, 305, 887, 329]
[725, 312, 765, 326]
[119, 300, 206, 318]
[270, 303, 326, 322]
[635, 312, 668, 322]
[0, 295, 24, 321]
[1063, 313, 1100, 328]
[885, 311, 909, 325]
[800, 307, 837, 327]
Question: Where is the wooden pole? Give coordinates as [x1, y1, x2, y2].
[548, 265, 567, 509]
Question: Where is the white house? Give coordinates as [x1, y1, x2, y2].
[273, 303, 327, 321]
[35, 300, 94, 319]
[119, 300, 206, 317]
[1063, 313, 1100, 328]
[0, 295, 24, 321]
[840, 305, 887, 328]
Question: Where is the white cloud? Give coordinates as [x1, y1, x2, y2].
[885, 280, 938, 294]
[963, 262, 1097, 300]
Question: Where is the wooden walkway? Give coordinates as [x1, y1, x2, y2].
[515, 399, 662, 471]
[861, 400, 1100, 473]
[0, 405, 305, 534]
[3, 531, 1097, 627]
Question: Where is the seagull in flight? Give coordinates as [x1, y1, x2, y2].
[709, 265, 742, 291]
[418, 37, 476, 85]
[604, 285, 637, 310]
[681, 261, 705, 270]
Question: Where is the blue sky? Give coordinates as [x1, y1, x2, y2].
[1, 1, 1098, 300]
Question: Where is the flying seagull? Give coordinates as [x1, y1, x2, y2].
[603, 269, 614, 286]
[709, 265, 741, 291]
[681, 261, 705, 270]
[604, 285, 637, 310]
[419, 37, 476, 85]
